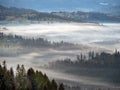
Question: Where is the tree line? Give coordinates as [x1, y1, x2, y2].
[49, 50, 120, 83]
[54, 50, 120, 68]
[0, 32, 75, 48]
[0, 61, 65, 90]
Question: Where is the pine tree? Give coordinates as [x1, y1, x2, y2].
[27, 68, 37, 90]
[51, 79, 58, 90]
[59, 83, 64, 90]
[16, 64, 31, 90]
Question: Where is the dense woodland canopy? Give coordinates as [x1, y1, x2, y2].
[54, 50, 120, 68]
[0, 32, 75, 48]
[0, 61, 64, 90]
[50, 50, 120, 83]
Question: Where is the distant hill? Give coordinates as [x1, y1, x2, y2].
[0, 5, 120, 23]
[51, 11, 120, 23]
[0, 5, 71, 22]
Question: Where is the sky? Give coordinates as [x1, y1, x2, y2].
[0, 0, 120, 14]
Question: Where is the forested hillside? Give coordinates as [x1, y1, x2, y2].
[0, 32, 78, 49]
[0, 61, 64, 90]
[0, 5, 120, 23]
[49, 51, 120, 84]
[0, 5, 70, 22]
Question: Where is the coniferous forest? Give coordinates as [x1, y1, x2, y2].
[49, 51, 120, 84]
[0, 0, 120, 90]
[0, 61, 64, 90]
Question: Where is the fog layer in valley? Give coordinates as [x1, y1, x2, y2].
[1, 23, 120, 50]
[0, 22, 120, 88]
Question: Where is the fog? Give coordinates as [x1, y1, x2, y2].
[1, 23, 120, 50]
[0, 22, 120, 88]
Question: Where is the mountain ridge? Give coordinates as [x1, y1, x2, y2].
[0, 5, 120, 23]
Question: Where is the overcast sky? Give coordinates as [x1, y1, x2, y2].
[0, 0, 120, 14]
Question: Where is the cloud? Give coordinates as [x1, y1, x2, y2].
[99, 2, 109, 6]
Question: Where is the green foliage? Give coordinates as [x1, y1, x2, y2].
[0, 61, 65, 90]
[0, 61, 15, 90]
[16, 64, 31, 90]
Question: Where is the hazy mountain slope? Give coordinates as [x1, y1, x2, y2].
[0, 5, 120, 22]
[0, 5, 71, 22]
[51, 11, 120, 22]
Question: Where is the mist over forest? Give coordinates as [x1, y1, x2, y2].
[0, 2, 120, 90]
